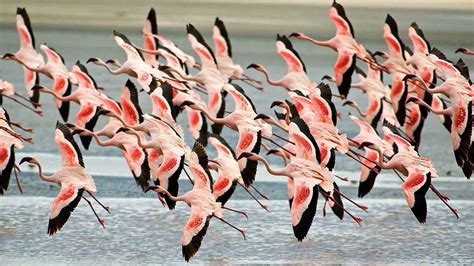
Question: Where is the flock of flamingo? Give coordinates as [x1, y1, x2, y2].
[0, 1, 472, 261]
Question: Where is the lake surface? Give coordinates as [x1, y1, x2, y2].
[0, 2, 473, 264]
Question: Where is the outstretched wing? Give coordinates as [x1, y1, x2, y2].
[408, 23, 430, 54]
[329, 1, 354, 37]
[182, 209, 211, 262]
[402, 169, 431, 223]
[142, 8, 159, 65]
[236, 127, 261, 187]
[16, 7, 35, 49]
[383, 14, 406, 59]
[48, 182, 84, 235]
[187, 24, 217, 69]
[289, 117, 321, 163]
[213, 17, 232, 59]
[290, 177, 319, 241]
[55, 122, 84, 167]
[189, 142, 213, 191]
[333, 49, 356, 98]
[120, 80, 144, 126]
[276, 34, 306, 73]
[114, 30, 145, 62]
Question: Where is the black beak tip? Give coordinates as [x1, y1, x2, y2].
[246, 64, 258, 69]
[19, 157, 32, 165]
[145, 186, 158, 193]
[86, 58, 98, 64]
[288, 32, 300, 38]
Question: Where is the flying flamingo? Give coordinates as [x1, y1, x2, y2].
[359, 126, 437, 223]
[146, 142, 245, 261]
[212, 17, 262, 89]
[289, 1, 372, 98]
[19, 122, 109, 234]
[33, 62, 106, 149]
[0, 107, 27, 195]
[247, 34, 317, 95]
[208, 134, 268, 210]
[1, 8, 43, 105]
[87, 31, 164, 93]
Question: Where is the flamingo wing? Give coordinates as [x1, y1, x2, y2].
[48, 181, 84, 235]
[291, 177, 319, 241]
[51, 75, 71, 121]
[189, 142, 213, 192]
[120, 80, 144, 126]
[236, 127, 261, 187]
[333, 49, 356, 98]
[209, 133, 236, 159]
[55, 122, 84, 168]
[123, 144, 150, 191]
[187, 24, 217, 69]
[0, 145, 15, 195]
[329, 1, 354, 37]
[182, 208, 212, 262]
[358, 148, 381, 198]
[155, 153, 184, 210]
[276, 34, 306, 73]
[452, 101, 472, 168]
[383, 14, 406, 59]
[390, 76, 408, 125]
[142, 8, 159, 65]
[225, 84, 256, 112]
[72, 62, 98, 90]
[402, 169, 431, 223]
[114, 30, 145, 62]
[289, 117, 321, 163]
[408, 23, 431, 54]
[16, 8, 35, 49]
[75, 103, 100, 150]
[213, 17, 232, 59]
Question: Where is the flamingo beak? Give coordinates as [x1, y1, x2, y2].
[86, 58, 99, 64]
[208, 159, 220, 166]
[358, 142, 375, 150]
[71, 129, 84, 135]
[402, 74, 417, 81]
[1, 53, 14, 59]
[321, 75, 332, 80]
[31, 85, 44, 91]
[179, 100, 195, 108]
[237, 152, 253, 160]
[270, 101, 284, 108]
[266, 149, 279, 155]
[455, 48, 466, 54]
[246, 64, 260, 70]
[254, 114, 270, 120]
[19, 157, 34, 165]
[288, 32, 301, 38]
[342, 100, 355, 106]
[145, 186, 158, 193]
[116, 127, 130, 134]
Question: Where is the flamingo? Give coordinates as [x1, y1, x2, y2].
[146, 142, 245, 261]
[5, 43, 72, 121]
[33, 62, 106, 149]
[1, 7, 43, 105]
[359, 125, 437, 223]
[208, 134, 268, 210]
[142, 8, 159, 67]
[247, 34, 317, 95]
[19, 122, 109, 234]
[289, 1, 371, 98]
[87, 31, 163, 93]
[0, 107, 26, 195]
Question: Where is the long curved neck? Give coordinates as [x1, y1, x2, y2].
[134, 45, 160, 55]
[41, 87, 75, 102]
[32, 161, 55, 182]
[348, 102, 367, 117]
[268, 117, 289, 132]
[371, 145, 388, 169]
[415, 100, 451, 115]
[301, 35, 332, 48]
[13, 56, 47, 74]
[126, 128, 151, 148]
[95, 60, 125, 75]
[161, 188, 186, 203]
[258, 66, 282, 86]
[196, 106, 229, 125]
[254, 154, 289, 177]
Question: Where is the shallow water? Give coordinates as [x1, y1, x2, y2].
[0, 2, 474, 264]
[0, 196, 472, 264]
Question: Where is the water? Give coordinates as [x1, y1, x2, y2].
[1, 1, 474, 264]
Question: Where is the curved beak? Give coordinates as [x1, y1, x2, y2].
[266, 149, 279, 155]
[246, 63, 259, 69]
[254, 114, 270, 120]
[86, 57, 98, 64]
[270, 101, 284, 108]
[288, 32, 301, 38]
[237, 152, 253, 160]
[145, 186, 158, 193]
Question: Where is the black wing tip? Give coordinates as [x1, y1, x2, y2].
[182, 216, 211, 262]
[47, 188, 84, 236]
[292, 185, 318, 241]
[357, 167, 380, 198]
[147, 7, 156, 20]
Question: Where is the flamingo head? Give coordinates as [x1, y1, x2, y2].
[237, 152, 256, 160]
[145, 185, 165, 193]
[86, 57, 99, 64]
[19, 156, 39, 165]
[254, 114, 270, 121]
[358, 142, 375, 150]
[246, 63, 263, 71]
[266, 149, 280, 156]
[402, 74, 418, 82]
[270, 101, 284, 108]
[1, 53, 15, 60]
[455, 48, 467, 54]
[288, 32, 303, 39]
[31, 85, 46, 91]
[116, 127, 131, 134]
[406, 96, 422, 104]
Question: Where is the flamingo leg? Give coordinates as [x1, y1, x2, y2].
[250, 184, 270, 200]
[322, 190, 363, 226]
[272, 133, 294, 144]
[0, 126, 33, 143]
[322, 197, 328, 217]
[3, 95, 42, 116]
[346, 152, 379, 174]
[82, 196, 105, 228]
[238, 182, 269, 211]
[332, 187, 368, 212]
[13, 92, 41, 108]
[222, 206, 248, 219]
[262, 137, 295, 156]
[0, 118, 33, 133]
[86, 191, 110, 213]
[213, 215, 246, 240]
[13, 165, 23, 194]
[183, 168, 194, 185]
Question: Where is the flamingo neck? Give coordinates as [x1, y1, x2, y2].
[161, 188, 186, 203]
[32, 161, 55, 183]
[259, 67, 282, 86]
[254, 155, 288, 177]
[302, 36, 332, 48]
